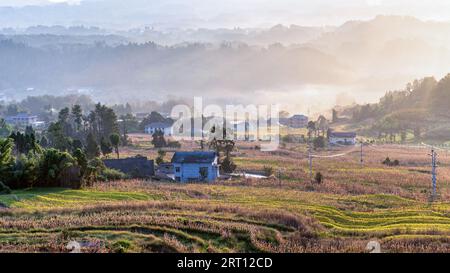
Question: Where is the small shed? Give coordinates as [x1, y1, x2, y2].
[171, 151, 220, 183]
[103, 156, 155, 178]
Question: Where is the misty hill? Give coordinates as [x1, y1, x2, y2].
[0, 24, 332, 47]
[0, 40, 352, 102]
[310, 15, 450, 90]
[1, 15, 450, 109]
[342, 74, 450, 142]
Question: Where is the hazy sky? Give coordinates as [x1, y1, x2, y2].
[1, 0, 450, 28]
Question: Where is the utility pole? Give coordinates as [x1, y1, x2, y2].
[308, 142, 313, 182]
[430, 148, 438, 201]
[360, 142, 364, 168]
[278, 169, 282, 188]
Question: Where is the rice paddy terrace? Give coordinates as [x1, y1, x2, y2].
[1, 181, 450, 253]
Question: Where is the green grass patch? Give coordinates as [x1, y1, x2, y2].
[0, 188, 159, 210]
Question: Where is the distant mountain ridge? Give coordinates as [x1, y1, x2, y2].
[1, 15, 450, 110]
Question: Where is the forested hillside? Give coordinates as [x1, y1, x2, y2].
[344, 74, 450, 142]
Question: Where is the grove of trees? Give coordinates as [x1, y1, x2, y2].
[0, 103, 125, 190]
[346, 75, 450, 142]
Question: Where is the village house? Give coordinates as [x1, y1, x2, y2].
[328, 131, 357, 145]
[280, 114, 309, 128]
[171, 151, 220, 183]
[5, 113, 38, 126]
[144, 121, 174, 136]
[135, 112, 150, 121]
[289, 114, 309, 128]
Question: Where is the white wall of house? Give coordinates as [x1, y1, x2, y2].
[6, 115, 38, 126]
[173, 162, 219, 183]
[145, 126, 173, 136]
[329, 137, 356, 145]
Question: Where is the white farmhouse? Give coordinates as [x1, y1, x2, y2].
[144, 122, 174, 136]
[171, 151, 220, 183]
[5, 113, 38, 126]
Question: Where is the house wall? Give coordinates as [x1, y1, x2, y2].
[173, 163, 219, 183]
[145, 127, 173, 136]
[6, 116, 38, 126]
[329, 137, 356, 145]
[289, 116, 308, 128]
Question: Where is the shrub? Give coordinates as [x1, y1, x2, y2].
[100, 168, 128, 181]
[156, 150, 166, 166]
[313, 136, 326, 149]
[85, 158, 107, 186]
[112, 240, 132, 253]
[314, 172, 324, 184]
[383, 157, 400, 167]
[221, 156, 236, 174]
[0, 181, 11, 195]
[263, 166, 275, 177]
[38, 149, 77, 188]
[10, 154, 39, 189]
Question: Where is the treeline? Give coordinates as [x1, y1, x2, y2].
[0, 39, 347, 94]
[0, 103, 126, 191]
[346, 74, 450, 141]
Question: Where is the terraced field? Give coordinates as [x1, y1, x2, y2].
[1, 182, 450, 253]
[1, 143, 450, 252]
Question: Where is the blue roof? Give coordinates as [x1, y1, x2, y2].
[171, 151, 217, 164]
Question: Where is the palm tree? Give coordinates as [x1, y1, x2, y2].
[307, 121, 316, 140]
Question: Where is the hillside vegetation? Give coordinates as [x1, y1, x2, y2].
[343, 74, 450, 142]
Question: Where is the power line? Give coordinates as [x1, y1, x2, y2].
[308, 144, 358, 182]
[310, 146, 358, 158]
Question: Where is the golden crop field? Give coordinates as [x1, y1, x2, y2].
[1, 141, 450, 253]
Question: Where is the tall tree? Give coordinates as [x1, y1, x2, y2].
[307, 121, 316, 140]
[91, 103, 119, 141]
[47, 122, 72, 151]
[316, 115, 329, 137]
[332, 109, 338, 123]
[58, 107, 73, 136]
[151, 130, 167, 148]
[0, 138, 14, 182]
[86, 133, 100, 159]
[109, 133, 121, 159]
[100, 137, 113, 158]
[71, 104, 83, 132]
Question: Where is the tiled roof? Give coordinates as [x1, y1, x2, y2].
[171, 151, 217, 164]
[330, 132, 357, 138]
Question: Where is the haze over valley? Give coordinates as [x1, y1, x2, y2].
[1, 1, 450, 114]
